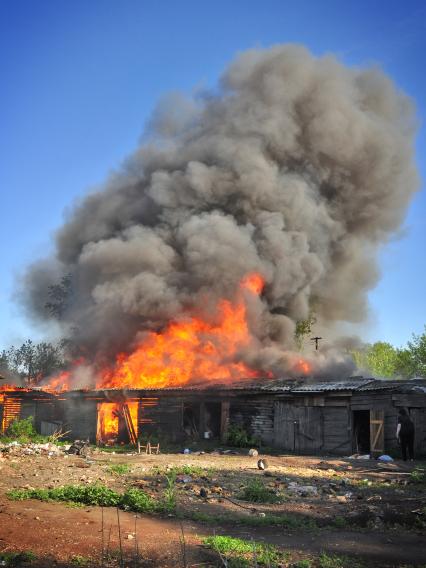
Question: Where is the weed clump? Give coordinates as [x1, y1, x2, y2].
[225, 425, 259, 447]
[0, 551, 37, 566]
[238, 478, 280, 504]
[203, 535, 286, 567]
[8, 483, 176, 514]
[410, 468, 426, 484]
[107, 463, 132, 476]
[120, 488, 157, 513]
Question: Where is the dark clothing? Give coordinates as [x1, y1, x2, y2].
[398, 413, 415, 460]
[398, 414, 414, 435]
[400, 432, 414, 461]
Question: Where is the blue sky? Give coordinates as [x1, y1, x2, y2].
[1, 0, 425, 349]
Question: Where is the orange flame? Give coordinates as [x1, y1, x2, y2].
[44, 273, 271, 391]
[45, 370, 72, 392]
[241, 273, 265, 295]
[0, 385, 25, 392]
[295, 358, 312, 375]
[98, 272, 266, 389]
[96, 402, 138, 443]
[97, 402, 119, 442]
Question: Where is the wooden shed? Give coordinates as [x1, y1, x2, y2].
[1, 377, 425, 457]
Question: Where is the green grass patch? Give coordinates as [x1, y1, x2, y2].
[293, 560, 312, 568]
[0, 551, 37, 566]
[203, 535, 287, 567]
[185, 510, 317, 530]
[120, 488, 157, 513]
[237, 478, 280, 504]
[330, 516, 348, 529]
[225, 425, 260, 448]
[98, 444, 135, 454]
[150, 464, 214, 478]
[70, 555, 91, 566]
[107, 463, 132, 475]
[410, 468, 426, 483]
[8, 484, 120, 506]
[318, 552, 365, 568]
[7, 483, 176, 514]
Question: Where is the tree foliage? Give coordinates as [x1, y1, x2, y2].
[294, 311, 317, 350]
[45, 273, 72, 319]
[0, 340, 66, 385]
[352, 326, 426, 379]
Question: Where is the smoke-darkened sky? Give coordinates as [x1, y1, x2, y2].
[1, 0, 425, 351]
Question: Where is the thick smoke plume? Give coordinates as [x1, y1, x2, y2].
[23, 45, 418, 380]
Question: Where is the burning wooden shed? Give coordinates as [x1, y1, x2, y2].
[0, 388, 58, 435]
[1, 378, 425, 457]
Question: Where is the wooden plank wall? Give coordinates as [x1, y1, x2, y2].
[411, 408, 426, 455]
[322, 407, 351, 455]
[138, 396, 183, 443]
[62, 399, 97, 442]
[34, 400, 59, 432]
[273, 403, 325, 454]
[230, 398, 275, 445]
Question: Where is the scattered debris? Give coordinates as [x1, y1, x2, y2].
[287, 482, 318, 496]
[67, 440, 90, 457]
[348, 454, 371, 460]
[257, 458, 268, 470]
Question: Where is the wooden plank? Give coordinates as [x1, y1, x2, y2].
[370, 409, 384, 457]
[392, 394, 426, 408]
[220, 401, 230, 442]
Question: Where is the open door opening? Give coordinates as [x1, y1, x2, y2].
[353, 410, 370, 453]
[97, 402, 138, 445]
[204, 402, 221, 439]
[183, 403, 200, 439]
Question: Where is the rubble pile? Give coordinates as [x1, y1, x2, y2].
[0, 441, 66, 458]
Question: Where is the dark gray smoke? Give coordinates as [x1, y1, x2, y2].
[22, 44, 418, 379]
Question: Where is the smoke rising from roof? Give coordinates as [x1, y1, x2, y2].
[23, 45, 418, 378]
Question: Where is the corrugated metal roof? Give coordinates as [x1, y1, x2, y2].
[4, 377, 426, 396]
[289, 378, 375, 393]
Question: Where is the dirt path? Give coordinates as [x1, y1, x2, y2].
[1, 496, 425, 567]
[1, 448, 425, 566]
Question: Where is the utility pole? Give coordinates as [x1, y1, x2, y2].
[310, 336, 322, 350]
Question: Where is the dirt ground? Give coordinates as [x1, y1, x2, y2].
[0, 446, 425, 567]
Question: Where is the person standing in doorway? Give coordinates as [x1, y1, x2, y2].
[396, 408, 415, 461]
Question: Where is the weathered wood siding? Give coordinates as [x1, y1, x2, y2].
[62, 399, 97, 442]
[411, 408, 426, 455]
[138, 396, 183, 443]
[322, 407, 351, 455]
[230, 398, 275, 445]
[273, 403, 324, 453]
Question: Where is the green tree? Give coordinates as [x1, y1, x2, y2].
[1, 340, 66, 385]
[295, 311, 317, 351]
[394, 347, 416, 379]
[406, 326, 426, 377]
[352, 341, 398, 378]
[352, 330, 426, 379]
[45, 273, 72, 319]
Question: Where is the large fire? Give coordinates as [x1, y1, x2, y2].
[99, 272, 266, 389]
[96, 402, 139, 443]
[41, 272, 312, 392]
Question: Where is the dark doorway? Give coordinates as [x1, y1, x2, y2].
[183, 403, 200, 439]
[353, 410, 370, 453]
[204, 402, 222, 439]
